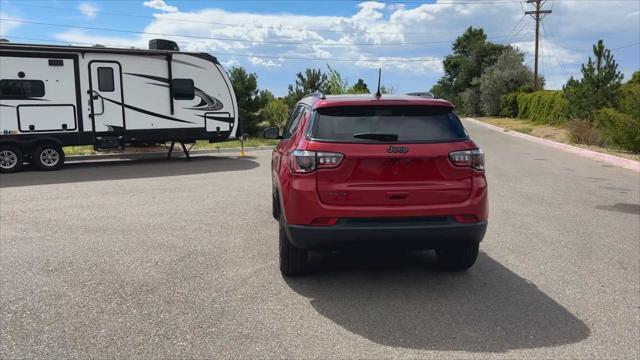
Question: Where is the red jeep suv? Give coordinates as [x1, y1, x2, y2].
[263, 93, 488, 276]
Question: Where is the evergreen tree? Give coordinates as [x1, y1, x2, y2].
[565, 40, 623, 119]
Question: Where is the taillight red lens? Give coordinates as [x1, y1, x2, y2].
[290, 150, 343, 173]
[449, 148, 484, 171]
[290, 150, 316, 173]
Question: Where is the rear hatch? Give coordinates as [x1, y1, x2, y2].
[307, 105, 476, 206]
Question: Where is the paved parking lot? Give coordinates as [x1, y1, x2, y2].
[1, 121, 638, 358]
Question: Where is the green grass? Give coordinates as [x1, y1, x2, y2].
[192, 138, 278, 150]
[515, 127, 533, 134]
[64, 146, 95, 156]
[63, 138, 278, 156]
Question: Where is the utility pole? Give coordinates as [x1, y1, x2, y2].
[525, 0, 552, 91]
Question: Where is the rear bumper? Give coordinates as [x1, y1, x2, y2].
[285, 217, 487, 250]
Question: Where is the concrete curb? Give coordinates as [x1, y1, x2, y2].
[67, 146, 274, 162]
[464, 117, 640, 173]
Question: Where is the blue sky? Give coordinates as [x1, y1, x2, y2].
[1, 0, 638, 96]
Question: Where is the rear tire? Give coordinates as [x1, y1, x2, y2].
[436, 239, 479, 271]
[0, 145, 24, 173]
[32, 143, 65, 171]
[272, 190, 280, 220]
[279, 213, 307, 276]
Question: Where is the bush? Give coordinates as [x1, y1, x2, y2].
[499, 92, 519, 118]
[516, 91, 569, 125]
[595, 108, 640, 153]
[567, 119, 606, 146]
[617, 82, 640, 119]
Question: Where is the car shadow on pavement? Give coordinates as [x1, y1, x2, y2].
[285, 251, 590, 353]
[0, 155, 259, 188]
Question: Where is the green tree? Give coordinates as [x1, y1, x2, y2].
[626, 70, 640, 86]
[564, 40, 624, 119]
[430, 27, 509, 110]
[479, 47, 533, 116]
[595, 70, 640, 152]
[325, 65, 348, 95]
[459, 79, 481, 115]
[348, 79, 370, 94]
[228, 66, 264, 134]
[285, 68, 328, 107]
[380, 85, 396, 94]
[262, 98, 290, 129]
[617, 71, 640, 119]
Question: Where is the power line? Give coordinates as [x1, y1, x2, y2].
[8, 0, 633, 2]
[505, 15, 534, 45]
[4, 2, 526, 36]
[0, 35, 453, 63]
[540, 16, 573, 80]
[611, 42, 640, 50]
[0, 18, 534, 47]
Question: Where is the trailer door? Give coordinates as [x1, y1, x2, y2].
[89, 62, 125, 149]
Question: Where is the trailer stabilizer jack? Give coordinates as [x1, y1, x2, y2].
[167, 141, 191, 160]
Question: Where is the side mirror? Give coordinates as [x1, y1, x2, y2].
[263, 127, 280, 139]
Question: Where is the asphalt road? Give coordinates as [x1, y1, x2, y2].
[1, 120, 639, 359]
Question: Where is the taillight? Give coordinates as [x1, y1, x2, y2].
[290, 150, 344, 173]
[449, 148, 484, 171]
[317, 152, 344, 168]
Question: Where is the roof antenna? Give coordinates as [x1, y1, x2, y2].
[375, 68, 382, 98]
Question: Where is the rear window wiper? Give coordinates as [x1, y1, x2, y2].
[353, 133, 399, 141]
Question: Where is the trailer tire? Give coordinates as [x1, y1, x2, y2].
[32, 143, 65, 171]
[0, 144, 24, 173]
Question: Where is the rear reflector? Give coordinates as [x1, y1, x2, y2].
[454, 214, 479, 223]
[310, 217, 339, 226]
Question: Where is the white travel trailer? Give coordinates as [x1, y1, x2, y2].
[0, 39, 239, 173]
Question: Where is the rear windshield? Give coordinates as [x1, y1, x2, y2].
[312, 106, 467, 142]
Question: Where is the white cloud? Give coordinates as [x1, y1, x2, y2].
[512, 40, 582, 65]
[355, 56, 443, 74]
[51, 0, 639, 89]
[248, 56, 281, 68]
[78, 3, 99, 19]
[53, 30, 146, 48]
[221, 58, 240, 68]
[143, 0, 178, 13]
[0, 12, 21, 36]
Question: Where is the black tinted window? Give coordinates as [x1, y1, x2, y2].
[282, 106, 304, 138]
[97, 67, 115, 92]
[313, 106, 466, 142]
[172, 79, 194, 100]
[0, 80, 45, 98]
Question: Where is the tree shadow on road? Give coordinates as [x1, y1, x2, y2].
[0, 155, 260, 188]
[285, 251, 590, 353]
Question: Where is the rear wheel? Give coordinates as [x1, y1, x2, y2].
[0, 145, 24, 173]
[279, 213, 307, 276]
[32, 143, 65, 171]
[436, 239, 479, 271]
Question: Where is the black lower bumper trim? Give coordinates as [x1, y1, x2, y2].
[286, 218, 488, 250]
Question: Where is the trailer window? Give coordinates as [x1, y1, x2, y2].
[0, 80, 45, 98]
[172, 79, 195, 100]
[97, 67, 115, 92]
